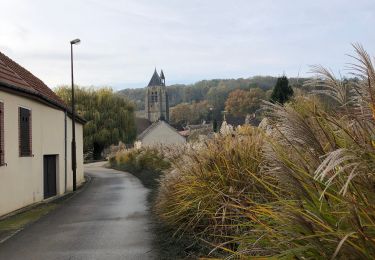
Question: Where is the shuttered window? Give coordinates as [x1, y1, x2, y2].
[19, 107, 32, 157]
[0, 102, 4, 165]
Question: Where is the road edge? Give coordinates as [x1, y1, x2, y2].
[0, 175, 92, 245]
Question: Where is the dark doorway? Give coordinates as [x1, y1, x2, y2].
[44, 155, 57, 199]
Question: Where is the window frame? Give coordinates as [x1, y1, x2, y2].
[19, 106, 32, 157]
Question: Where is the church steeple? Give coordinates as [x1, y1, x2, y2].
[148, 68, 163, 87]
[145, 68, 169, 122]
[160, 69, 165, 86]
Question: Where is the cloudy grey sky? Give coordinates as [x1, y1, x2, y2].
[1, 0, 374, 89]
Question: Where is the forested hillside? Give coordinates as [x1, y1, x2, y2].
[119, 76, 308, 127]
[119, 76, 307, 110]
[55, 86, 136, 160]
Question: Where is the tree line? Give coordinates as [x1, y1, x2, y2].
[119, 75, 304, 128]
[119, 76, 306, 110]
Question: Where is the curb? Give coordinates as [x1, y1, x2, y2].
[0, 229, 22, 245]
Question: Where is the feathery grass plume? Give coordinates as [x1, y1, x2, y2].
[265, 109, 355, 258]
[154, 44, 375, 259]
[259, 45, 375, 259]
[305, 66, 356, 109]
[155, 126, 282, 257]
[348, 43, 375, 121]
[309, 45, 375, 193]
[260, 96, 351, 258]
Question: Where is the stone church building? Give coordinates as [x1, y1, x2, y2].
[145, 69, 169, 122]
[135, 69, 185, 148]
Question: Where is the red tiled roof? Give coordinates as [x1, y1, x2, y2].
[0, 51, 67, 109]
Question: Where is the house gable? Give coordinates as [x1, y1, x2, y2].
[138, 120, 185, 147]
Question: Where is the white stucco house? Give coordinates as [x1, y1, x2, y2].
[0, 51, 85, 217]
[135, 120, 186, 148]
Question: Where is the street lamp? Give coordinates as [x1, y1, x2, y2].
[70, 38, 80, 191]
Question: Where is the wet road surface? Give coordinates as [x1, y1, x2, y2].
[0, 162, 154, 260]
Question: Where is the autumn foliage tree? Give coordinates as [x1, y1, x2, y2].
[170, 101, 210, 128]
[170, 103, 191, 127]
[225, 88, 265, 116]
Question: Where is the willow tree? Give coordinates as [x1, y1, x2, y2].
[55, 86, 136, 160]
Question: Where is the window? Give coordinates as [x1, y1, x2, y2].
[0, 102, 4, 165]
[151, 91, 158, 102]
[19, 107, 32, 157]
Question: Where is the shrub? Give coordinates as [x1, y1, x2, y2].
[109, 147, 170, 189]
[155, 126, 280, 256]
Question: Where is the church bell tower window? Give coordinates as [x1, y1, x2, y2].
[151, 91, 158, 102]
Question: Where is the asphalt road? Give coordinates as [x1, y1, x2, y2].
[0, 162, 154, 260]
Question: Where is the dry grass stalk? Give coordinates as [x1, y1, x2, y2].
[154, 45, 375, 259]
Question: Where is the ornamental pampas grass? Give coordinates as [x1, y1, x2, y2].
[155, 45, 375, 259]
[260, 44, 375, 259]
[155, 126, 279, 256]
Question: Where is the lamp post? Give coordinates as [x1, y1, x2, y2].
[70, 38, 80, 191]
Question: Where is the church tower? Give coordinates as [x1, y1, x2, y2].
[145, 69, 169, 122]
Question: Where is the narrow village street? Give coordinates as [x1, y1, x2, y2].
[0, 162, 154, 260]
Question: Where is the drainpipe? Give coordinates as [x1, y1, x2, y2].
[64, 110, 67, 193]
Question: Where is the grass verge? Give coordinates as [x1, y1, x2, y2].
[0, 179, 87, 244]
[0, 204, 57, 232]
[0, 201, 61, 244]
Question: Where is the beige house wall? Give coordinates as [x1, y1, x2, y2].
[141, 121, 186, 147]
[0, 90, 84, 217]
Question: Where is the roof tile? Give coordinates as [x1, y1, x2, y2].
[0, 51, 67, 108]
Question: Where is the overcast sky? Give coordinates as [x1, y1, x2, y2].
[1, 0, 374, 89]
